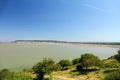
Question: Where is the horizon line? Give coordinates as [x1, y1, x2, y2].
[1, 40, 120, 43]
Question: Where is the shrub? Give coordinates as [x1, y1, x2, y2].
[104, 60, 120, 68]
[72, 58, 80, 65]
[76, 63, 83, 71]
[54, 64, 62, 71]
[114, 50, 120, 62]
[33, 58, 55, 80]
[79, 53, 102, 71]
[58, 59, 72, 69]
[104, 71, 120, 80]
[0, 69, 32, 80]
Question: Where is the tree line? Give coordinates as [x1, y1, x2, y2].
[32, 53, 103, 80]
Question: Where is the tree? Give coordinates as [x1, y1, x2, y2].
[79, 53, 102, 71]
[76, 63, 83, 71]
[72, 58, 80, 65]
[33, 58, 55, 80]
[58, 59, 72, 69]
[114, 50, 120, 62]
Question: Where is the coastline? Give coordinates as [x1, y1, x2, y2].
[1, 42, 120, 49]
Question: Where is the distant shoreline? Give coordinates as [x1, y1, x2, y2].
[13, 40, 120, 45]
[13, 40, 120, 48]
[1, 40, 120, 49]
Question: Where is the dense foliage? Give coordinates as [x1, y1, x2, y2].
[72, 58, 80, 65]
[53, 64, 62, 71]
[33, 58, 55, 80]
[114, 50, 120, 62]
[76, 63, 83, 71]
[0, 69, 32, 80]
[79, 53, 102, 70]
[104, 60, 120, 68]
[104, 71, 120, 80]
[58, 59, 72, 69]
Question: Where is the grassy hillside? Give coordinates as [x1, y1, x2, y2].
[44, 58, 120, 80]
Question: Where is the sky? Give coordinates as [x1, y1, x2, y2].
[0, 0, 120, 42]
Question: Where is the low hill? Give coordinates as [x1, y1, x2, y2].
[13, 40, 120, 45]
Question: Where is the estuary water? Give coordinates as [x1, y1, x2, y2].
[0, 43, 119, 71]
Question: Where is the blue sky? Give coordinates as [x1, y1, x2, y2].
[0, 0, 120, 42]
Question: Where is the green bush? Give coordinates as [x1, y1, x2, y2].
[79, 53, 102, 71]
[104, 60, 120, 68]
[0, 69, 33, 80]
[33, 58, 55, 80]
[58, 59, 72, 69]
[76, 63, 83, 71]
[104, 71, 120, 80]
[54, 64, 62, 71]
[72, 58, 80, 65]
[114, 50, 120, 62]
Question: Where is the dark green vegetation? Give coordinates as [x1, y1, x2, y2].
[114, 50, 120, 62]
[72, 58, 80, 65]
[33, 58, 56, 80]
[104, 60, 120, 68]
[1, 50, 120, 80]
[79, 53, 102, 71]
[104, 71, 120, 80]
[0, 69, 32, 80]
[103, 50, 120, 80]
[58, 59, 72, 70]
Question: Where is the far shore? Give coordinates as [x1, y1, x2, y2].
[0, 42, 120, 49]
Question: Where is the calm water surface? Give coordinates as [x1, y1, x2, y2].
[0, 43, 119, 71]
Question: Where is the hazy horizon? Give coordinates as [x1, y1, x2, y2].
[0, 0, 120, 42]
[1, 39, 120, 43]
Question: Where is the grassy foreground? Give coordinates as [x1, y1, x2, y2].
[36, 58, 119, 80]
[45, 68, 105, 80]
